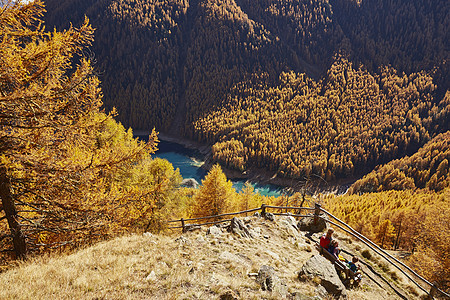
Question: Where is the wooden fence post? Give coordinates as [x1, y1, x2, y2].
[314, 203, 321, 225]
[261, 204, 266, 217]
[285, 196, 288, 214]
[429, 283, 437, 299]
[181, 218, 186, 233]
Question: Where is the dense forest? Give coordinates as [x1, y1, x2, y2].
[349, 130, 450, 193]
[42, 0, 449, 181]
[322, 188, 449, 289]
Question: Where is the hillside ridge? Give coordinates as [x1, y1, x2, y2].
[0, 214, 424, 299]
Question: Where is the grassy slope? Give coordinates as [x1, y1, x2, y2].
[0, 216, 420, 299]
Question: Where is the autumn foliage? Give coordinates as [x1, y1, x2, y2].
[196, 58, 447, 181]
[322, 188, 450, 290]
[192, 164, 235, 218]
[0, 1, 177, 260]
[349, 130, 450, 193]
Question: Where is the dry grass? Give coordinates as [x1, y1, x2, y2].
[0, 216, 404, 299]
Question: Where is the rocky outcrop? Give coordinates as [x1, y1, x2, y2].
[279, 216, 301, 239]
[299, 255, 347, 299]
[256, 265, 287, 294]
[206, 225, 222, 236]
[297, 214, 328, 232]
[227, 217, 253, 238]
[264, 212, 275, 221]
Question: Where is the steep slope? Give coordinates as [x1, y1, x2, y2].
[42, 0, 449, 181]
[0, 215, 421, 299]
[197, 58, 447, 179]
[350, 130, 450, 193]
[43, 0, 448, 128]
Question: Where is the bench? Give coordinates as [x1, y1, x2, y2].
[315, 242, 362, 286]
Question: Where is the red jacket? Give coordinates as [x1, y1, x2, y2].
[320, 234, 332, 249]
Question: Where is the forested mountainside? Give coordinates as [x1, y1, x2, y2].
[43, 0, 449, 180]
[349, 130, 450, 194]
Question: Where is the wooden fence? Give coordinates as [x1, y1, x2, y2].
[167, 203, 449, 299]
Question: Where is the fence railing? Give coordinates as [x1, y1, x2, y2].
[167, 203, 449, 299]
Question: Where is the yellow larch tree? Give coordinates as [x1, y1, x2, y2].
[192, 164, 235, 218]
[0, 1, 160, 259]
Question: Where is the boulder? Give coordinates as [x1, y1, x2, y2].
[264, 212, 275, 221]
[180, 178, 199, 188]
[298, 255, 347, 299]
[256, 265, 287, 294]
[227, 217, 253, 238]
[206, 225, 222, 236]
[280, 216, 301, 239]
[297, 214, 328, 233]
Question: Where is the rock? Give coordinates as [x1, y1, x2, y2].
[175, 236, 190, 244]
[184, 224, 201, 232]
[219, 251, 248, 266]
[298, 255, 347, 299]
[145, 270, 156, 281]
[227, 217, 253, 238]
[256, 265, 276, 291]
[180, 178, 199, 188]
[315, 285, 329, 298]
[264, 212, 275, 221]
[294, 241, 311, 252]
[280, 216, 301, 239]
[249, 226, 262, 238]
[220, 291, 239, 300]
[253, 212, 261, 218]
[143, 232, 153, 238]
[206, 225, 222, 236]
[297, 214, 328, 233]
[256, 265, 287, 294]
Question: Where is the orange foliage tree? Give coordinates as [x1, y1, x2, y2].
[0, 1, 163, 259]
[192, 164, 235, 219]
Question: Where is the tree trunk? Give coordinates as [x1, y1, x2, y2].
[0, 168, 27, 259]
[394, 221, 402, 250]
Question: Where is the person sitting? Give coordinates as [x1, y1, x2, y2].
[320, 228, 334, 249]
[327, 239, 340, 259]
[346, 256, 363, 282]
